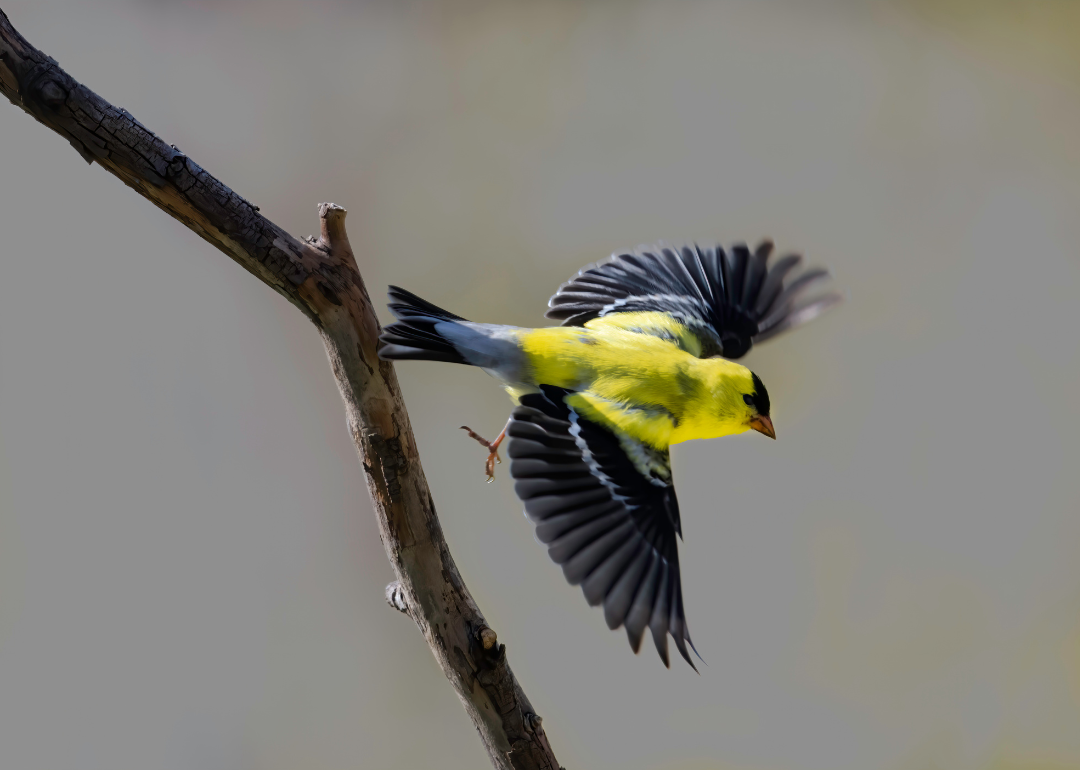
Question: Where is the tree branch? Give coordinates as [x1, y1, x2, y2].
[0, 9, 560, 770]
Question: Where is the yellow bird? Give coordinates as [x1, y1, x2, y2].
[378, 240, 841, 668]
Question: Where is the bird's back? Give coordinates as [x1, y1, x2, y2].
[515, 320, 750, 448]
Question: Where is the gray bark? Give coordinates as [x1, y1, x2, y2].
[0, 8, 560, 769]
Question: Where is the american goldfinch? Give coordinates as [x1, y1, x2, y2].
[378, 240, 841, 668]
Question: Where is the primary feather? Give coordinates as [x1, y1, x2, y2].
[547, 240, 842, 358]
[378, 240, 841, 667]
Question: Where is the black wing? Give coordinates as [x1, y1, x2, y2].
[507, 386, 697, 668]
[546, 240, 842, 359]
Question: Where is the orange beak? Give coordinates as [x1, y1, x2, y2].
[749, 414, 776, 439]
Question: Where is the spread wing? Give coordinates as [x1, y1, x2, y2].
[507, 386, 697, 668]
[546, 240, 842, 359]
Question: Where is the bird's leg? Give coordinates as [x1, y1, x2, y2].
[460, 419, 511, 482]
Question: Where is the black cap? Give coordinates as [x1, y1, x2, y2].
[750, 372, 771, 416]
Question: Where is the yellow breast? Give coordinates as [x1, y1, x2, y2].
[514, 316, 753, 449]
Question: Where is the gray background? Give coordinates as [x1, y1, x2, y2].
[2, 1, 1079, 769]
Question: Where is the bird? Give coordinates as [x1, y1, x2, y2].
[377, 240, 841, 668]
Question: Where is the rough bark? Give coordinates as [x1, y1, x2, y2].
[0, 8, 560, 770]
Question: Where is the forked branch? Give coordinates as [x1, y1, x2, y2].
[0, 8, 559, 770]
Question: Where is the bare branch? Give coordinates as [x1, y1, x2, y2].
[0, 8, 560, 770]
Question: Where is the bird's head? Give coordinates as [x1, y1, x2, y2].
[742, 370, 775, 439]
[672, 359, 776, 444]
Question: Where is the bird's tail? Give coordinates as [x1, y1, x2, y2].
[378, 286, 472, 364]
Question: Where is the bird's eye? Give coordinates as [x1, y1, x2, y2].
[743, 394, 754, 406]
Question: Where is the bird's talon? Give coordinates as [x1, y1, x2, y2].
[460, 425, 493, 449]
[463, 422, 509, 482]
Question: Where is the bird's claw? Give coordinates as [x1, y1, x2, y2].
[485, 450, 502, 482]
[461, 424, 507, 482]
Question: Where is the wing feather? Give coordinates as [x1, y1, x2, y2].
[508, 386, 697, 668]
[648, 566, 673, 668]
[753, 253, 802, 315]
[725, 243, 750, 309]
[624, 554, 662, 653]
[602, 540, 651, 630]
[677, 246, 712, 305]
[546, 239, 841, 359]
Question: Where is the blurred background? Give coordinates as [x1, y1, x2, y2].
[2, 1, 1079, 768]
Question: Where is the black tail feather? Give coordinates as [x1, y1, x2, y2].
[378, 286, 470, 365]
[387, 286, 466, 322]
